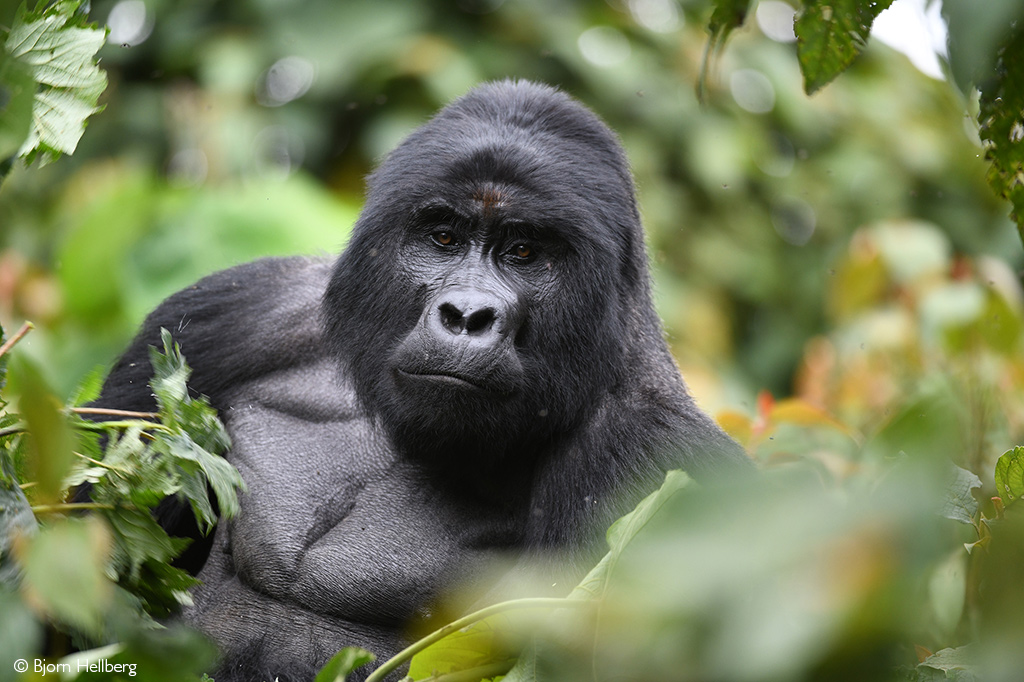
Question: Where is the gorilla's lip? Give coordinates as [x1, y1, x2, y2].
[395, 369, 511, 397]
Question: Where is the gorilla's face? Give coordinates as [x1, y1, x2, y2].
[323, 83, 649, 465]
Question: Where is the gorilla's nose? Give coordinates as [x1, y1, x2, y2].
[439, 301, 496, 335]
[429, 288, 516, 342]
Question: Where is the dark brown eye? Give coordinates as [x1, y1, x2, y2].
[514, 244, 532, 259]
[433, 232, 453, 246]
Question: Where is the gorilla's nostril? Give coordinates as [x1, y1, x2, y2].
[438, 302, 464, 333]
[465, 308, 496, 335]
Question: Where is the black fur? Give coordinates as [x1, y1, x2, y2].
[91, 81, 750, 681]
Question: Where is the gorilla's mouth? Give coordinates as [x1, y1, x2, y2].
[395, 368, 514, 397]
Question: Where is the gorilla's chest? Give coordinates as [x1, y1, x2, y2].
[215, 359, 522, 623]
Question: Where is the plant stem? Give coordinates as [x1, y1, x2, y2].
[74, 420, 170, 434]
[73, 407, 159, 419]
[364, 597, 591, 682]
[73, 451, 131, 474]
[31, 502, 115, 513]
[0, 321, 34, 359]
[0, 423, 26, 438]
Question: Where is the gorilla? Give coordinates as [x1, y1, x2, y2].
[91, 80, 750, 681]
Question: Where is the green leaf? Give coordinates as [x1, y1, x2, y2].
[794, 0, 895, 95]
[150, 328, 242, 521]
[0, 589, 43, 676]
[3, 0, 108, 165]
[974, 29, 1024, 241]
[316, 647, 376, 682]
[941, 464, 982, 525]
[11, 355, 75, 505]
[919, 645, 979, 675]
[20, 517, 111, 635]
[156, 431, 244, 520]
[0, 43, 34, 165]
[994, 446, 1024, 505]
[0, 321, 6, 392]
[406, 613, 516, 680]
[699, 0, 754, 101]
[102, 507, 179, 581]
[569, 469, 692, 600]
[0, 478, 36, 586]
[942, 0, 1024, 93]
[68, 365, 105, 407]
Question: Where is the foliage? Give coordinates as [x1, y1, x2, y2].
[0, 0, 1023, 681]
[0, 0, 108, 178]
[0, 323, 242, 681]
[794, 0, 894, 94]
[706, 0, 1024, 239]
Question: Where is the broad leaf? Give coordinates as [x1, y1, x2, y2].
[941, 464, 982, 525]
[19, 517, 112, 636]
[795, 0, 895, 95]
[0, 44, 33, 163]
[699, 0, 754, 101]
[11, 355, 75, 505]
[994, 446, 1024, 505]
[3, 0, 107, 165]
[315, 647, 376, 682]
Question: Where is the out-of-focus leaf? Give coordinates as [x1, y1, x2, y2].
[10, 355, 74, 505]
[942, 0, 1024, 92]
[994, 446, 1024, 505]
[406, 614, 514, 680]
[72, 624, 218, 682]
[102, 507, 179, 582]
[19, 516, 111, 636]
[716, 409, 753, 447]
[0, 322, 6, 392]
[771, 398, 854, 436]
[570, 469, 692, 601]
[941, 464, 982, 525]
[316, 647, 376, 682]
[794, 0, 895, 95]
[0, 480, 36, 587]
[919, 645, 979, 676]
[68, 366, 105, 407]
[3, 0, 108, 165]
[0, 44, 34, 165]
[699, 0, 754, 101]
[869, 386, 963, 464]
[928, 551, 967, 638]
[0, 588, 42, 681]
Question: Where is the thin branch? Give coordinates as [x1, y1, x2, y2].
[0, 423, 26, 439]
[365, 597, 592, 682]
[72, 407, 159, 419]
[31, 502, 115, 513]
[0, 321, 34, 358]
[74, 419, 170, 434]
[73, 450, 130, 474]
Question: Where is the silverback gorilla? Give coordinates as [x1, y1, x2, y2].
[91, 80, 750, 681]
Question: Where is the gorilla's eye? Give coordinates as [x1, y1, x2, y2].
[432, 231, 454, 246]
[513, 244, 533, 259]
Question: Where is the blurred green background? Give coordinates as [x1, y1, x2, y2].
[5, 3, 1024, 680]
[0, 0, 1020, 429]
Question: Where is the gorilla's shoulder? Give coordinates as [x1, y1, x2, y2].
[95, 256, 334, 413]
